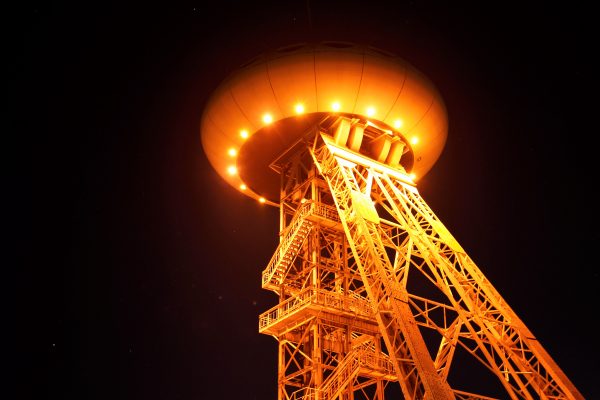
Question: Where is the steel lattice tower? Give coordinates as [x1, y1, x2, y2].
[200, 43, 583, 400]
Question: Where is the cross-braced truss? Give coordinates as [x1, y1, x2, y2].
[258, 116, 583, 400]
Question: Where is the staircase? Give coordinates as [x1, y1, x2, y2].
[289, 350, 361, 400]
[319, 350, 361, 400]
[262, 203, 314, 290]
[290, 346, 396, 400]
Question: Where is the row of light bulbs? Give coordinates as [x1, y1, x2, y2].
[225, 103, 421, 203]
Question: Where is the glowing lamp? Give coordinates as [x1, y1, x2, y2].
[263, 113, 273, 124]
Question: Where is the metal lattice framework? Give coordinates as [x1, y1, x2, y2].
[258, 116, 583, 400]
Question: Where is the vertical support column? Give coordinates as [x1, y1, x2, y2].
[334, 118, 352, 146]
[347, 123, 364, 152]
[312, 322, 322, 396]
[278, 341, 285, 400]
[385, 139, 405, 168]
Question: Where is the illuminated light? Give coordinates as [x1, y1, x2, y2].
[294, 103, 305, 114]
[259, 197, 266, 203]
[227, 148, 237, 157]
[409, 173, 416, 180]
[240, 129, 249, 139]
[239, 184, 247, 190]
[411, 136, 419, 145]
[262, 113, 273, 124]
[394, 119, 403, 129]
[300, 198, 306, 204]
[227, 165, 237, 176]
[331, 102, 341, 111]
[366, 106, 376, 117]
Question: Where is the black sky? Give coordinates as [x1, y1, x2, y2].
[16, 1, 599, 399]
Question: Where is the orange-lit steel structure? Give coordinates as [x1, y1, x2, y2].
[200, 43, 583, 400]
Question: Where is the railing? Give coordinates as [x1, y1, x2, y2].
[262, 202, 341, 288]
[262, 203, 314, 287]
[290, 388, 318, 400]
[259, 287, 316, 331]
[320, 347, 396, 399]
[258, 288, 374, 331]
[308, 201, 341, 223]
[319, 349, 360, 399]
[288, 347, 396, 400]
[355, 347, 395, 375]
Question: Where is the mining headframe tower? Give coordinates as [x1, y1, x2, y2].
[200, 42, 583, 400]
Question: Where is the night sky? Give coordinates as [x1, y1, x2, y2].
[17, 1, 599, 399]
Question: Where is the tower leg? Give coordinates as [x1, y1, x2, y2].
[308, 127, 583, 400]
